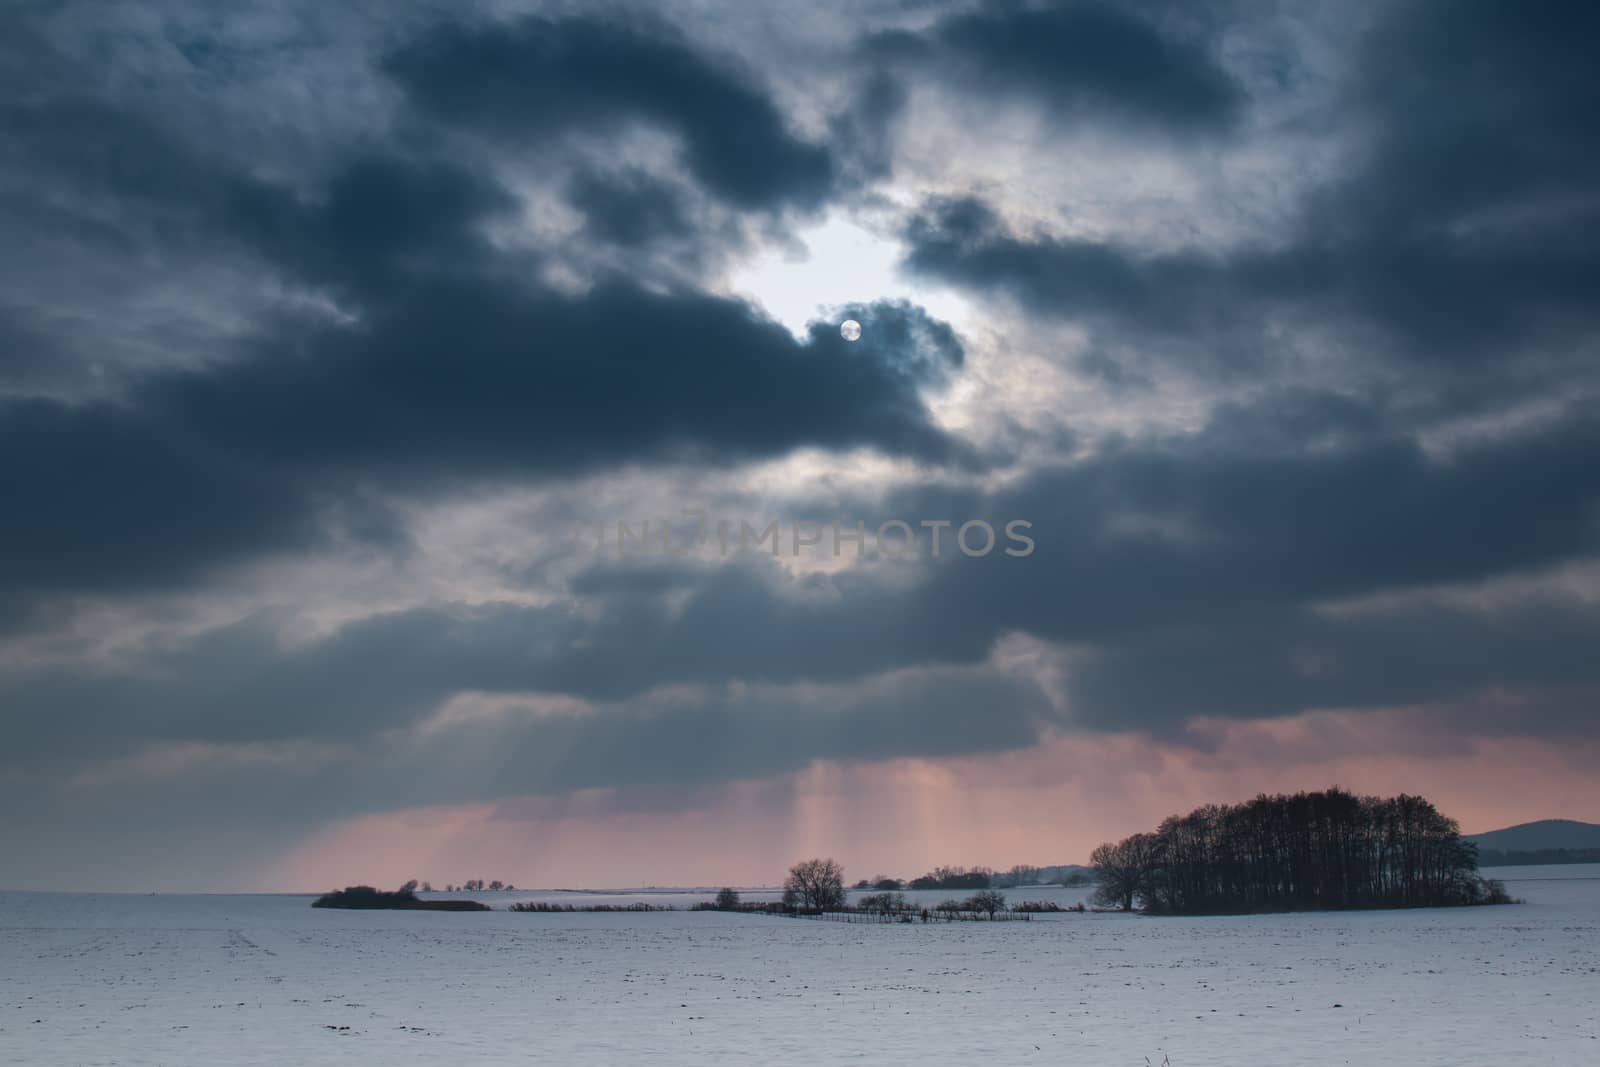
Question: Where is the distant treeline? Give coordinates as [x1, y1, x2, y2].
[851, 864, 1093, 892]
[1478, 847, 1600, 867]
[1091, 788, 1513, 915]
[433, 879, 516, 892]
[693, 883, 1081, 922]
[910, 866, 992, 890]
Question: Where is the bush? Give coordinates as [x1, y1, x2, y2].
[314, 884, 405, 908]
[312, 884, 489, 911]
[1471, 877, 1517, 905]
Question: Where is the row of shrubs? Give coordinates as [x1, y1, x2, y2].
[315, 883, 1093, 917]
[506, 901, 674, 912]
[691, 888, 1086, 918]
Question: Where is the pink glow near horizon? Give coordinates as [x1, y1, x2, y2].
[269, 712, 1600, 892]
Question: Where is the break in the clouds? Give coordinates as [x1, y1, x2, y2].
[1, 0, 1598, 890]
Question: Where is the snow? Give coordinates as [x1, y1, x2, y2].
[2, 867, 1596, 1065]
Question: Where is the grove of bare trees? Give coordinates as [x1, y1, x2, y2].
[1090, 788, 1510, 914]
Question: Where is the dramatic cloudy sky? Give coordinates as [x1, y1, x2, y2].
[3, 0, 1598, 891]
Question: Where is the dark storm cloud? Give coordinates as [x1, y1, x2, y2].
[225, 152, 520, 298]
[4, 0, 1600, 874]
[903, 192, 1600, 377]
[1, 95, 210, 221]
[538, 398, 1600, 724]
[0, 282, 962, 602]
[0, 665, 1057, 847]
[461, 669, 1052, 797]
[1338, 0, 1600, 236]
[1066, 596, 1600, 740]
[196, 153, 968, 479]
[0, 574, 1058, 804]
[384, 12, 836, 211]
[867, 0, 1242, 133]
[0, 40, 965, 605]
[0, 305, 75, 391]
[6, 398, 1596, 771]
[903, 195, 1242, 336]
[566, 167, 694, 248]
[0, 397, 322, 601]
[827, 70, 909, 183]
[0, 603, 576, 764]
[900, 0, 1600, 400]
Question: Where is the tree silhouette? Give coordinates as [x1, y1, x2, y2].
[968, 889, 1007, 917]
[783, 858, 846, 911]
[1092, 788, 1501, 914]
[1090, 833, 1162, 911]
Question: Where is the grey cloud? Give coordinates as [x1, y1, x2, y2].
[550, 401, 1600, 714]
[7, 400, 1596, 767]
[1336, 0, 1600, 237]
[899, 1, 1600, 414]
[384, 12, 837, 211]
[0, 49, 966, 608]
[902, 190, 1600, 384]
[0, 283, 962, 608]
[866, 0, 1243, 134]
[1, 649, 1056, 834]
[4, 0, 1600, 888]
[0, 604, 577, 766]
[151, 283, 963, 478]
[1068, 595, 1600, 739]
[0, 398, 323, 603]
[2, 658, 1036, 889]
[566, 167, 695, 249]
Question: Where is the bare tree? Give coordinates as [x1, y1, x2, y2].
[714, 887, 741, 910]
[968, 889, 1007, 918]
[1091, 832, 1162, 911]
[783, 858, 846, 912]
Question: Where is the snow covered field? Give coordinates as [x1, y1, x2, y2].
[2, 866, 1595, 1066]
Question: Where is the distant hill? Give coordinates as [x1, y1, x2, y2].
[1467, 819, 1600, 867]
[993, 864, 1096, 888]
[1466, 819, 1600, 852]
